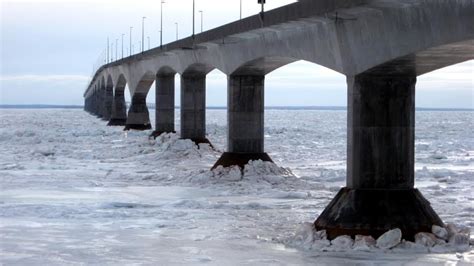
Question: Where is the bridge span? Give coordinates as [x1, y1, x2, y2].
[84, 0, 474, 240]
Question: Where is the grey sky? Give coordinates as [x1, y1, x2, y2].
[1, 0, 473, 108]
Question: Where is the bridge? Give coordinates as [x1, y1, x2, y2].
[83, 0, 474, 240]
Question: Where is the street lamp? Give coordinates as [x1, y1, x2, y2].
[115, 38, 118, 60]
[111, 42, 114, 61]
[199, 10, 203, 33]
[160, 0, 165, 48]
[175, 22, 179, 40]
[121, 34, 124, 59]
[192, 0, 195, 38]
[130, 27, 133, 56]
[240, 0, 242, 19]
[142, 16, 146, 52]
[107, 37, 109, 63]
[147, 36, 150, 50]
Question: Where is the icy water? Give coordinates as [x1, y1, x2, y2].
[0, 109, 473, 265]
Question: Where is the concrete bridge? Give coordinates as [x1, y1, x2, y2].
[84, 0, 474, 240]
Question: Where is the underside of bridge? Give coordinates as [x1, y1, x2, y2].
[83, 0, 473, 241]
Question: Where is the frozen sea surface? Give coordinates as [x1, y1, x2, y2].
[0, 109, 473, 265]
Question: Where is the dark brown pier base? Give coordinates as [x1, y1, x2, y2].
[314, 188, 444, 241]
[150, 130, 176, 139]
[212, 152, 273, 169]
[124, 124, 152, 131]
[107, 118, 127, 126]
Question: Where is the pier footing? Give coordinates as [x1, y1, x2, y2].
[314, 188, 444, 241]
[212, 152, 273, 170]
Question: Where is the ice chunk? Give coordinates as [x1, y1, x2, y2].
[313, 230, 327, 240]
[414, 232, 437, 247]
[432, 225, 448, 240]
[311, 239, 331, 250]
[353, 235, 376, 251]
[293, 222, 316, 246]
[449, 234, 470, 252]
[330, 235, 353, 250]
[376, 228, 402, 249]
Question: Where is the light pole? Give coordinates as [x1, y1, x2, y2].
[121, 34, 124, 59]
[147, 36, 150, 50]
[192, 0, 195, 38]
[240, 0, 242, 19]
[175, 22, 178, 40]
[115, 38, 118, 60]
[107, 37, 109, 63]
[142, 16, 146, 52]
[111, 42, 114, 61]
[199, 10, 203, 33]
[160, 0, 165, 48]
[130, 27, 133, 56]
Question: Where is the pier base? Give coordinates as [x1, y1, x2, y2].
[107, 118, 127, 126]
[314, 188, 443, 241]
[212, 152, 273, 169]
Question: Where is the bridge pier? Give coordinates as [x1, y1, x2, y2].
[212, 75, 272, 169]
[103, 86, 113, 121]
[108, 89, 127, 126]
[314, 73, 443, 240]
[180, 74, 211, 145]
[124, 93, 152, 131]
[151, 74, 176, 138]
[95, 89, 104, 119]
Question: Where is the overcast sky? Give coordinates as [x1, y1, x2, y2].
[1, 0, 473, 108]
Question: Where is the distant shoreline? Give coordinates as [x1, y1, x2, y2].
[0, 105, 472, 112]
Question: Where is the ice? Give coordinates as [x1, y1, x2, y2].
[415, 232, 438, 247]
[432, 225, 449, 240]
[0, 109, 472, 265]
[330, 235, 354, 251]
[353, 235, 376, 251]
[376, 228, 402, 249]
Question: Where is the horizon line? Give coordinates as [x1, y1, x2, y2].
[0, 104, 473, 111]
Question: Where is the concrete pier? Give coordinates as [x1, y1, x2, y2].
[108, 89, 127, 126]
[151, 74, 176, 138]
[124, 93, 151, 131]
[212, 75, 272, 169]
[103, 84, 113, 121]
[314, 74, 443, 240]
[180, 74, 210, 145]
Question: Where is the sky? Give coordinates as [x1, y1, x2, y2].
[0, 0, 473, 108]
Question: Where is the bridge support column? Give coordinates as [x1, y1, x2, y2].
[180, 74, 210, 145]
[103, 88, 113, 121]
[108, 89, 127, 126]
[212, 75, 272, 169]
[95, 90, 103, 118]
[124, 93, 151, 131]
[314, 73, 443, 240]
[151, 74, 176, 138]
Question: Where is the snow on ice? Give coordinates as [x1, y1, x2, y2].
[0, 109, 473, 265]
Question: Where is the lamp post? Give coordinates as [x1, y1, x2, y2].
[175, 22, 178, 40]
[160, 0, 165, 48]
[192, 0, 195, 38]
[240, 0, 242, 19]
[121, 34, 124, 59]
[111, 43, 114, 61]
[115, 38, 118, 60]
[199, 10, 203, 33]
[130, 27, 133, 56]
[107, 37, 109, 63]
[147, 36, 150, 50]
[142, 16, 146, 52]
